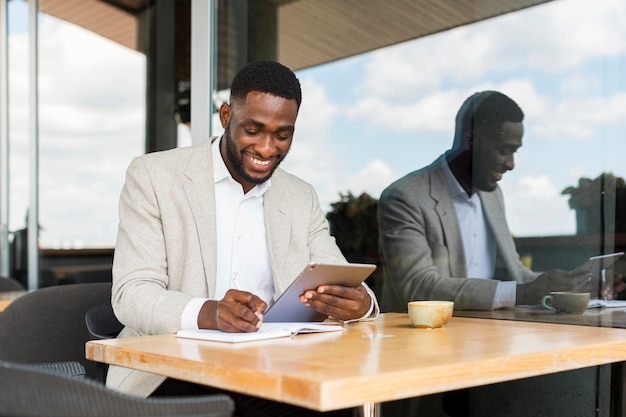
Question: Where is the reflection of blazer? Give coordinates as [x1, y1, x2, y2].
[378, 154, 538, 312]
[107, 138, 348, 397]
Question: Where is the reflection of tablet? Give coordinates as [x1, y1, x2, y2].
[264, 262, 377, 323]
[573, 252, 624, 276]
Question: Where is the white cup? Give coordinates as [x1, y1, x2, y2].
[408, 301, 454, 328]
[541, 292, 590, 314]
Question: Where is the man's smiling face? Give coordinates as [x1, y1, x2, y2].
[219, 91, 298, 193]
[472, 121, 524, 192]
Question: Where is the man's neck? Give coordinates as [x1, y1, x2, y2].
[446, 151, 474, 196]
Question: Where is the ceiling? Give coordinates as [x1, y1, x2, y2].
[276, 0, 553, 70]
[38, 0, 144, 51]
[33, 0, 553, 72]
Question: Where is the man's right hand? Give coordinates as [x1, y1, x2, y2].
[197, 289, 267, 332]
[516, 269, 593, 306]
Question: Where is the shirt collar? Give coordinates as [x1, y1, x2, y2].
[441, 155, 469, 200]
[211, 137, 272, 195]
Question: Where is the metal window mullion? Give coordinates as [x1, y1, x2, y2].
[0, 0, 9, 277]
[27, 0, 39, 289]
[190, 0, 215, 145]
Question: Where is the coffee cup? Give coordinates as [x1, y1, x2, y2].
[408, 300, 454, 328]
[541, 292, 590, 314]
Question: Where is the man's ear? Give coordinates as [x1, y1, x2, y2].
[219, 103, 231, 128]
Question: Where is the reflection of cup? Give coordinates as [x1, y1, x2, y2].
[520, 254, 533, 269]
[541, 292, 590, 314]
[408, 301, 454, 328]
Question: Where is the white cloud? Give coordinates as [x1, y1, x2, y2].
[502, 174, 576, 236]
[559, 73, 602, 94]
[342, 159, 397, 200]
[358, 28, 492, 101]
[346, 89, 462, 134]
[529, 93, 626, 140]
[348, 0, 626, 143]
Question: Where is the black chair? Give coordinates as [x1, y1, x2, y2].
[0, 276, 26, 291]
[86, 303, 124, 340]
[85, 303, 125, 382]
[66, 268, 113, 284]
[0, 282, 112, 380]
[0, 360, 234, 417]
[30, 360, 87, 377]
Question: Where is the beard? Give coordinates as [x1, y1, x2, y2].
[223, 125, 288, 187]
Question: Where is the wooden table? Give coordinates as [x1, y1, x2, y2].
[86, 313, 626, 415]
[0, 291, 27, 312]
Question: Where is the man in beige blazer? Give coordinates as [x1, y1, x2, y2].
[108, 61, 378, 417]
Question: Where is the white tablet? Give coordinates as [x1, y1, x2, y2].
[263, 262, 377, 323]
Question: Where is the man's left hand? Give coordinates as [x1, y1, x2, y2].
[300, 284, 371, 321]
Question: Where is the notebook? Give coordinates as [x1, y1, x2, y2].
[176, 322, 344, 343]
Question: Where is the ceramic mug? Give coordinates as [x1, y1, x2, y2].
[541, 292, 590, 314]
[408, 300, 454, 328]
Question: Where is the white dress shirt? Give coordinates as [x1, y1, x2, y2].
[442, 159, 516, 309]
[181, 137, 273, 329]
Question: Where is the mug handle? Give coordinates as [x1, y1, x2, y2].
[541, 295, 556, 311]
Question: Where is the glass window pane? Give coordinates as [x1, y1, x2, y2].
[213, 0, 625, 303]
[6, 0, 192, 286]
[36, 11, 145, 248]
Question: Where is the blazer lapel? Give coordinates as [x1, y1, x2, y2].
[430, 157, 467, 277]
[263, 170, 291, 286]
[182, 139, 218, 294]
[479, 189, 521, 281]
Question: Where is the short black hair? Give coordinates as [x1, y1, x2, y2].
[452, 90, 523, 150]
[229, 60, 302, 109]
[458, 90, 524, 135]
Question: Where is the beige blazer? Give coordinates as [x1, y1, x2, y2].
[107, 138, 349, 396]
[379, 154, 539, 312]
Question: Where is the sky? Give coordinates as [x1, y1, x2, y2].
[6, 0, 626, 247]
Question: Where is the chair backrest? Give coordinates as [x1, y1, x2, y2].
[85, 303, 124, 340]
[0, 282, 112, 380]
[0, 276, 26, 291]
[0, 360, 234, 417]
[85, 303, 125, 383]
[66, 268, 113, 284]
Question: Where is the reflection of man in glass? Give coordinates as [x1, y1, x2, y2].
[378, 91, 594, 313]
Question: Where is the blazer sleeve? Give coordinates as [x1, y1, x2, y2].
[112, 156, 196, 335]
